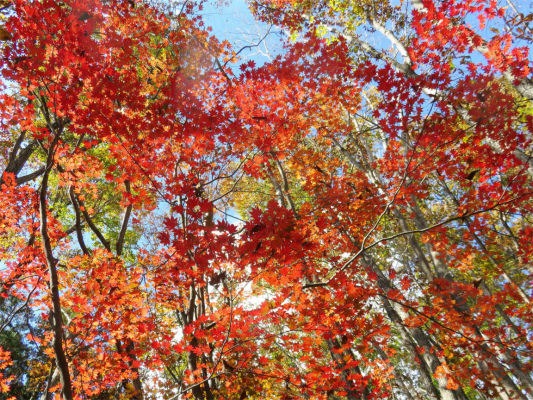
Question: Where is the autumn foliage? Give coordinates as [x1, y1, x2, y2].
[1, 0, 533, 399]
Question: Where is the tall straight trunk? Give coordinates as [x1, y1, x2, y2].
[372, 342, 417, 400]
[326, 339, 369, 400]
[438, 181, 533, 393]
[333, 140, 470, 400]
[366, 255, 469, 400]
[39, 134, 74, 400]
[404, 195, 528, 400]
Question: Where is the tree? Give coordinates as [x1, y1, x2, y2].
[0, 0, 532, 399]
[0, 295, 47, 400]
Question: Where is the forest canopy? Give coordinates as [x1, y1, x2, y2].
[1, 0, 533, 399]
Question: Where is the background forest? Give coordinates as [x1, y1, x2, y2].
[1, 0, 533, 399]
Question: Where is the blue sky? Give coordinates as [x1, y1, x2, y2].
[199, 0, 286, 69]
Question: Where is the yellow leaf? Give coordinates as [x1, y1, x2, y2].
[0, 27, 11, 41]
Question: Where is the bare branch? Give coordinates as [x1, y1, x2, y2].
[116, 180, 133, 256]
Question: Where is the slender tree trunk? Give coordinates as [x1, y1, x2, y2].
[326, 339, 369, 400]
[367, 255, 468, 400]
[404, 196, 528, 400]
[39, 134, 74, 400]
[372, 342, 417, 400]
